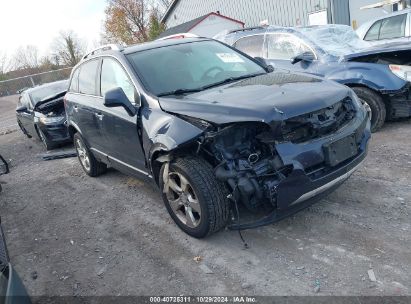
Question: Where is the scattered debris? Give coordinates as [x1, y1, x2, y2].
[368, 269, 377, 282]
[314, 279, 321, 293]
[42, 150, 77, 161]
[70, 239, 74, 245]
[241, 282, 251, 289]
[31, 271, 38, 280]
[97, 266, 107, 276]
[198, 264, 213, 274]
[193, 256, 202, 263]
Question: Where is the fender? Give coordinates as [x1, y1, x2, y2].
[140, 107, 204, 180]
[322, 61, 408, 93]
[66, 120, 92, 148]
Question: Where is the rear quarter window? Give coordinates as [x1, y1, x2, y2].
[234, 35, 264, 57]
[78, 59, 99, 95]
[69, 68, 80, 93]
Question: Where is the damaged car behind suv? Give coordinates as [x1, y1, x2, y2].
[16, 80, 71, 150]
[65, 39, 371, 238]
[220, 25, 411, 132]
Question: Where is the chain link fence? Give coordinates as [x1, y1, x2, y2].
[0, 67, 72, 97]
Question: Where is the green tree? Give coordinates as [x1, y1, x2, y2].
[148, 10, 166, 41]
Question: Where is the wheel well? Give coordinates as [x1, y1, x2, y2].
[68, 125, 78, 139]
[346, 83, 388, 105]
[151, 150, 169, 186]
[34, 124, 41, 140]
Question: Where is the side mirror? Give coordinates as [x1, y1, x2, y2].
[104, 87, 137, 117]
[254, 57, 275, 73]
[291, 52, 315, 65]
[16, 105, 28, 113]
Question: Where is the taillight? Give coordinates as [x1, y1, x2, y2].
[389, 64, 411, 82]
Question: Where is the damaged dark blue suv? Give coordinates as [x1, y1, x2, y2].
[65, 38, 371, 238]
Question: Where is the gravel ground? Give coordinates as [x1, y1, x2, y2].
[0, 95, 410, 296]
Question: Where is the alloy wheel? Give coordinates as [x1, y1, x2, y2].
[163, 169, 202, 228]
[75, 138, 91, 171]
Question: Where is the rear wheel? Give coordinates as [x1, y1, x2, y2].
[352, 87, 386, 132]
[160, 156, 230, 238]
[73, 133, 107, 177]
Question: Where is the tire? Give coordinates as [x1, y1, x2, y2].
[73, 133, 107, 177]
[352, 87, 386, 132]
[160, 156, 230, 238]
[37, 127, 56, 151]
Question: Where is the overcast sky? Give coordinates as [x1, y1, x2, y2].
[0, 0, 107, 58]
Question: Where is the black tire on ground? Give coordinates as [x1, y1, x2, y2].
[73, 133, 107, 177]
[160, 156, 231, 238]
[37, 127, 56, 151]
[352, 87, 386, 132]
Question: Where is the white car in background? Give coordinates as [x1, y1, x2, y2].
[356, 8, 411, 45]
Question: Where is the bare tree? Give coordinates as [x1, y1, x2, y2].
[52, 31, 86, 67]
[0, 51, 10, 75]
[12, 45, 39, 70]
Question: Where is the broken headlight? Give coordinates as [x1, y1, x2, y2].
[39, 116, 65, 125]
[389, 65, 411, 82]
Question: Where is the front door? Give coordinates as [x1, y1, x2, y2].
[16, 93, 36, 137]
[99, 57, 146, 172]
[264, 33, 319, 75]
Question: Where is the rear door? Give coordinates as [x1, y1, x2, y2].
[69, 59, 107, 151]
[98, 57, 146, 172]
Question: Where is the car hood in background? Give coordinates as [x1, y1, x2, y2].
[343, 42, 411, 61]
[159, 72, 352, 125]
[34, 91, 67, 111]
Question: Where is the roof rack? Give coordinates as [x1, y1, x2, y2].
[228, 26, 267, 34]
[82, 44, 123, 60]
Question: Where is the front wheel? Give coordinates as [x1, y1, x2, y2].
[73, 133, 107, 177]
[37, 127, 56, 151]
[352, 87, 386, 132]
[160, 156, 230, 238]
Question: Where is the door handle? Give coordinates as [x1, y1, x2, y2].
[95, 113, 104, 121]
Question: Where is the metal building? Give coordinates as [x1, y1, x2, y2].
[162, 0, 351, 29]
[161, 0, 411, 31]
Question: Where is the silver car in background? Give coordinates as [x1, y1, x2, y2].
[356, 8, 411, 45]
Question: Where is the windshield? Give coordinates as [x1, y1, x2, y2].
[299, 25, 371, 57]
[29, 81, 68, 105]
[127, 40, 266, 96]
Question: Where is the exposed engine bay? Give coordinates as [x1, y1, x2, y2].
[35, 98, 65, 117]
[194, 98, 359, 213]
[201, 122, 286, 212]
[348, 50, 411, 66]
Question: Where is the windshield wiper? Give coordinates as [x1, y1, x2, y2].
[157, 72, 265, 97]
[157, 88, 202, 97]
[199, 72, 266, 90]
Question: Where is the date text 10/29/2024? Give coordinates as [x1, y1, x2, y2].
[149, 296, 257, 303]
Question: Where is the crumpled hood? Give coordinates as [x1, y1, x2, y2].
[159, 72, 352, 124]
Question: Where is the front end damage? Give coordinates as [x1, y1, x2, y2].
[34, 93, 71, 144]
[175, 97, 370, 229]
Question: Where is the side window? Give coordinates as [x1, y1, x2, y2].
[365, 20, 382, 41]
[78, 59, 99, 95]
[267, 34, 313, 60]
[379, 14, 407, 40]
[234, 35, 264, 58]
[100, 58, 135, 103]
[69, 68, 80, 93]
